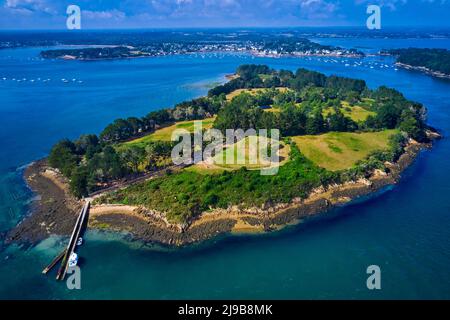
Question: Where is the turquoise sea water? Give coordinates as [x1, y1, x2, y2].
[0, 39, 450, 299]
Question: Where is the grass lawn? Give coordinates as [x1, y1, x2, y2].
[122, 118, 215, 148]
[323, 101, 376, 123]
[263, 107, 281, 113]
[226, 87, 289, 101]
[188, 136, 291, 174]
[292, 130, 397, 171]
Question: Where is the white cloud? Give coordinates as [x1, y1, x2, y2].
[354, 0, 407, 11]
[83, 9, 126, 20]
[4, 0, 57, 14]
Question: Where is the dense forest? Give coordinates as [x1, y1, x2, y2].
[388, 48, 450, 75]
[48, 64, 429, 202]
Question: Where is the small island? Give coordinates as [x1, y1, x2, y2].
[8, 64, 440, 246]
[40, 46, 151, 60]
[386, 48, 450, 79]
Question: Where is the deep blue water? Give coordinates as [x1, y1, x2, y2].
[0, 39, 450, 299]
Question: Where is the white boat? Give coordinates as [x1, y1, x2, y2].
[68, 252, 78, 267]
[76, 237, 83, 246]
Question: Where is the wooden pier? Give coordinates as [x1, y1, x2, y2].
[42, 249, 66, 275]
[41, 201, 89, 280]
[56, 201, 89, 281]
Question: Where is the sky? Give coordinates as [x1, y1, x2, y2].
[1, 0, 450, 29]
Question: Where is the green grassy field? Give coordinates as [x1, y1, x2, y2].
[188, 136, 290, 174]
[121, 118, 215, 148]
[323, 101, 376, 122]
[225, 87, 289, 101]
[292, 130, 397, 171]
[213, 136, 288, 170]
[263, 107, 281, 113]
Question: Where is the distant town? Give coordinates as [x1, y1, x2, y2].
[39, 41, 363, 60]
[0, 29, 365, 59]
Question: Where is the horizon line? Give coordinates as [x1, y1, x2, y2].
[2, 25, 450, 32]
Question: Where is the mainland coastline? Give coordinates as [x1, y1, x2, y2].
[384, 48, 450, 79]
[395, 62, 450, 80]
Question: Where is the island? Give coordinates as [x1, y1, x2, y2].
[385, 48, 450, 79]
[8, 64, 440, 246]
[40, 46, 151, 60]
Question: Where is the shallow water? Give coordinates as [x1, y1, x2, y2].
[0, 38, 450, 299]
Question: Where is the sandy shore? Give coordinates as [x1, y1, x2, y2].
[8, 134, 439, 247]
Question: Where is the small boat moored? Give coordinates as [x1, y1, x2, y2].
[68, 253, 78, 268]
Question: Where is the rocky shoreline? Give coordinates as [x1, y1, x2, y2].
[7, 135, 440, 247]
[6, 160, 82, 245]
